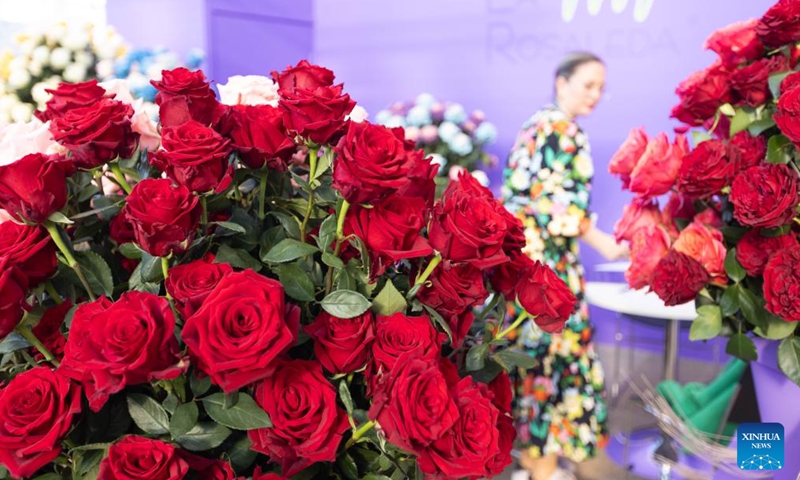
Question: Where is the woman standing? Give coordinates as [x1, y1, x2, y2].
[501, 52, 628, 480]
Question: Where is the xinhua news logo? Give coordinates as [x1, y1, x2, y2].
[737, 423, 784, 471]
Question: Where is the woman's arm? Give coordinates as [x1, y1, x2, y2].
[581, 223, 630, 260]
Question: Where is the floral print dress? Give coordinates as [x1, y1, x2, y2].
[500, 105, 608, 463]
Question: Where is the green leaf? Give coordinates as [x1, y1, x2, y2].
[322, 252, 345, 269]
[754, 313, 797, 340]
[337, 454, 359, 480]
[75, 251, 114, 297]
[423, 305, 453, 345]
[118, 243, 143, 260]
[162, 393, 179, 415]
[362, 475, 393, 480]
[748, 115, 776, 136]
[339, 380, 355, 417]
[372, 280, 408, 316]
[267, 211, 301, 240]
[190, 372, 212, 397]
[337, 268, 358, 292]
[718, 103, 736, 117]
[769, 70, 792, 98]
[767, 134, 794, 164]
[127, 393, 169, 435]
[213, 221, 247, 234]
[494, 349, 536, 369]
[778, 337, 800, 387]
[77, 184, 101, 203]
[215, 244, 262, 271]
[33, 474, 66, 480]
[690, 305, 722, 341]
[315, 215, 337, 253]
[314, 148, 333, 181]
[169, 402, 199, 438]
[691, 130, 713, 146]
[725, 333, 757, 361]
[47, 210, 74, 224]
[724, 249, 747, 283]
[139, 252, 163, 283]
[272, 263, 316, 302]
[321, 290, 371, 319]
[262, 238, 319, 264]
[719, 286, 740, 318]
[175, 422, 231, 451]
[737, 285, 766, 330]
[202, 392, 272, 430]
[70, 196, 124, 221]
[227, 435, 258, 472]
[466, 343, 490, 372]
[761, 225, 792, 237]
[730, 108, 752, 136]
[0, 332, 31, 354]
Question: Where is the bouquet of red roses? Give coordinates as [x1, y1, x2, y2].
[0, 59, 576, 480]
[609, 0, 800, 387]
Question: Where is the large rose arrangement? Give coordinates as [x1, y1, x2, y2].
[0, 59, 575, 479]
[610, 0, 800, 387]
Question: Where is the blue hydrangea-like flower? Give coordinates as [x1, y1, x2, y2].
[438, 121, 460, 142]
[474, 121, 498, 144]
[444, 103, 467, 124]
[374, 109, 393, 125]
[428, 153, 447, 174]
[415, 93, 436, 108]
[448, 132, 473, 156]
[406, 105, 432, 127]
[385, 115, 406, 128]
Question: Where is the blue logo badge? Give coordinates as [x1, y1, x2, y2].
[737, 423, 784, 471]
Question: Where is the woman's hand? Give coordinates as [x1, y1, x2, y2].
[581, 225, 630, 261]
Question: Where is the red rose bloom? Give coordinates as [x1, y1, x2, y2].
[417, 260, 488, 319]
[182, 269, 300, 392]
[0, 257, 28, 340]
[730, 130, 766, 171]
[0, 153, 68, 223]
[736, 229, 797, 277]
[124, 178, 202, 257]
[58, 292, 183, 411]
[368, 312, 444, 387]
[218, 104, 296, 170]
[629, 133, 684, 199]
[252, 467, 289, 480]
[97, 436, 189, 480]
[613, 198, 661, 243]
[608, 126, 648, 188]
[0, 367, 81, 479]
[730, 164, 799, 228]
[730, 55, 788, 107]
[280, 84, 355, 145]
[343, 194, 433, 277]
[774, 81, 800, 146]
[763, 244, 800, 322]
[676, 139, 740, 198]
[272, 60, 335, 94]
[395, 149, 438, 207]
[109, 208, 136, 245]
[151, 67, 222, 127]
[673, 221, 727, 285]
[780, 71, 800, 95]
[249, 359, 349, 477]
[650, 250, 710, 306]
[0, 222, 56, 285]
[670, 62, 732, 126]
[150, 120, 233, 193]
[165, 256, 234, 318]
[704, 19, 764, 67]
[31, 301, 72, 362]
[756, 0, 800, 49]
[304, 310, 375, 374]
[177, 451, 237, 480]
[34, 79, 110, 122]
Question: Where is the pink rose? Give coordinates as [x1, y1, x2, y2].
[613, 198, 661, 243]
[629, 133, 684, 199]
[703, 19, 764, 67]
[217, 75, 280, 106]
[609, 126, 648, 188]
[626, 225, 671, 290]
[673, 221, 727, 285]
[99, 80, 161, 151]
[0, 119, 63, 166]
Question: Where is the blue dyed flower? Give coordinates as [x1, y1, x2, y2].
[474, 121, 498, 144]
[385, 115, 406, 128]
[405, 105, 432, 127]
[444, 103, 467, 124]
[415, 93, 436, 107]
[438, 121, 460, 142]
[448, 132, 473, 156]
[375, 109, 393, 125]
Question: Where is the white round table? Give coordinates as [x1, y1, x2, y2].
[585, 281, 696, 382]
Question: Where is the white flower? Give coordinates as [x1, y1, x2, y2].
[19, 39, 37, 56]
[73, 51, 94, 68]
[10, 103, 33, 123]
[437, 121, 460, 142]
[0, 118, 60, 166]
[415, 93, 436, 107]
[46, 24, 67, 43]
[28, 61, 43, 77]
[62, 31, 89, 51]
[96, 59, 114, 79]
[471, 170, 490, 187]
[32, 45, 51, 65]
[62, 63, 87, 83]
[217, 75, 279, 106]
[8, 69, 31, 89]
[346, 105, 368, 123]
[428, 153, 447, 174]
[31, 82, 52, 105]
[9, 57, 27, 72]
[0, 95, 18, 114]
[50, 48, 71, 70]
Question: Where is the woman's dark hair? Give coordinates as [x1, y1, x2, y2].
[555, 51, 604, 80]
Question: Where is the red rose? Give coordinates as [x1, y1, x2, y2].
[704, 19, 764, 67]
[763, 244, 800, 321]
[626, 225, 671, 290]
[730, 164, 799, 228]
[59, 292, 183, 411]
[693, 206, 724, 229]
[98, 436, 189, 480]
[650, 250, 710, 306]
[109, 209, 136, 245]
[488, 370, 513, 414]
[31, 300, 72, 362]
[731, 56, 788, 107]
[165, 256, 234, 318]
[629, 133, 685, 199]
[124, 178, 202, 257]
[151, 67, 222, 127]
[756, 0, 800, 49]
[368, 352, 459, 454]
[417, 377, 512, 479]
[280, 84, 355, 145]
[182, 269, 300, 392]
[673, 221, 727, 285]
[395, 149, 438, 207]
[34, 79, 109, 122]
[343, 195, 433, 277]
[0, 153, 68, 223]
[177, 451, 236, 480]
[150, 120, 232, 193]
[609, 126, 648, 188]
[369, 312, 444, 386]
[613, 198, 661, 243]
[218, 105, 296, 170]
[0, 367, 81, 479]
[50, 98, 138, 169]
[0, 222, 56, 285]
[249, 359, 349, 477]
[774, 82, 800, 146]
[670, 62, 731, 126]
[676, 139, 740, 198]
[333, 121, 417, 205]
[303, 310, 375, 374]
[272, 60, 335, 94]
[417, 260, 488, 319]
[252, 467, 288, 480]
[0, 257, 28, 340]
[730, 131, 766, 170]
[780, 71, 800, 95]
[661, 192, 696, 236]
[429, 172, 515, 269]
[736, 229, 797, 277]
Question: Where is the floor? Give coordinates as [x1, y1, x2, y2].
[496, 343, 727, 480]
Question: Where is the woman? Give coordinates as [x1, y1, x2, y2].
[501, 52, 628, 480]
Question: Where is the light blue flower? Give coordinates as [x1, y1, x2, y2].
[187, 48, 205, 69]
[474, 121, 498, 144]
[448, 132, 473, 156]
[385, 115, 406, 128]
[428, 153, 447, 174]
[444, 103, 467, 124]
[374, 109, 393, 125]
[406, 105, 431, 127]
[415, 93, 436, 108]
[438, 121, 460, 142]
